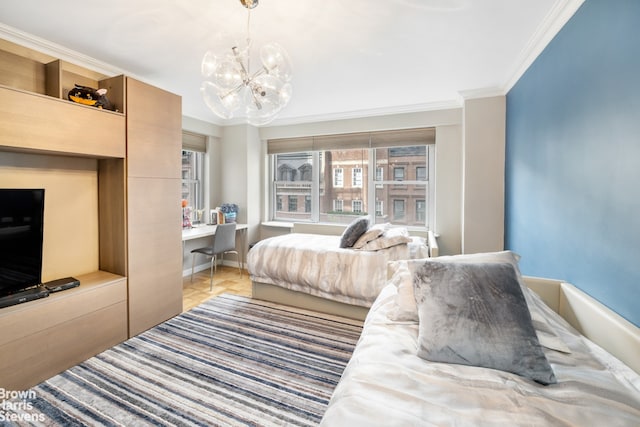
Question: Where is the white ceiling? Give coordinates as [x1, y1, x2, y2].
[0, 0, 582, 126]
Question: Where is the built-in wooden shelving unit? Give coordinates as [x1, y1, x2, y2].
[0, 39, 130, 390]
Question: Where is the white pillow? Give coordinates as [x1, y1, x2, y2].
[356, 227, 411, 251]
[386, 260, 416, 321]
[351, 223, 390, 249]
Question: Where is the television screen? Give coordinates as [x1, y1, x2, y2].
[0, 189, 45, 297]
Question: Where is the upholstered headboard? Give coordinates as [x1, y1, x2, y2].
[524, 276, 640, 374]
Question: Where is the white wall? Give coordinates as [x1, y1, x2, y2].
[220, 125, 262, 255]
[461, 95, 506, 254]
[184, 95, 506, 259]
[434, 124, 463, 255]
[258, 108, 465, 255]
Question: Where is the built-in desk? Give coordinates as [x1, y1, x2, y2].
[181, 224, 248, 274]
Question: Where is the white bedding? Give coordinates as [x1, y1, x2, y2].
[321, 284, 640, 426]
[247, 233, 428, 307]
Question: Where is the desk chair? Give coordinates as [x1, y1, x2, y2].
[190, 223, 241, 290]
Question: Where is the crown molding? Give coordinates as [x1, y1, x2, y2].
[0, 23, 126, 77]
[265, 99, 463, 127]
[457, 87, 505, 102]
[502, 0, 584, 94]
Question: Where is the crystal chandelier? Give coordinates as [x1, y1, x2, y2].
[201, 0, 292, 126]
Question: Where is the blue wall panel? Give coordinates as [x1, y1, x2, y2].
[505, 0, 640, 326]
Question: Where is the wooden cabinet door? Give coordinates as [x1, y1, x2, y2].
[126, 77, 181, 179]
[127, 177, 182, 336]
[126, 77, 182, 336]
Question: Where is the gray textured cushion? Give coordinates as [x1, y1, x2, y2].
[339, 217, 369, 248]
[388, 251, 571, 354]
[414, 261, 557, 385]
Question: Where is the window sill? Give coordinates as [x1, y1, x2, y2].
[261, 221, 293, 229]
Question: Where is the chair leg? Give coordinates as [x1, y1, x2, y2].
[191, 254, 196, 282]
[209, 255, 215, 291]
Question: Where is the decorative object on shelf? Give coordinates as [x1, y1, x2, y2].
[194, 209, 205, 225]
[201, 0, 292, 126]
[220, 203, 238, 223]
[68, 84, 115, 111]
[182, 199, 193, 228]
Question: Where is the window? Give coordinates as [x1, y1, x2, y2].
[182, 131, 209, 224]
[393, 167, 405, 181]
[278, 164, 296, 181]
[288, 196, 297, 212]
[268, 128, 435, 228]
[181, 149, 205, 220]
[416, 199, 426, 222]
[352, 167, 363, 188]
[333, 168, 344, 187]
[274, 153, 313, 221]
[393, 199, 405, 221]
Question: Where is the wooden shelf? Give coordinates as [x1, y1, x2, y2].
[0, 37, 130, 390]
[0, 39, 126, 114]
[0, 85, 126, 158]
[0, 271, 128, 390]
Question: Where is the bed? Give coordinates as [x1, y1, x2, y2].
[320, 252, 640, 426]
[248, 220, 435, 319]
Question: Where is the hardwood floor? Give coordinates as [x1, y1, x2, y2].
[182, 266, 252, 312]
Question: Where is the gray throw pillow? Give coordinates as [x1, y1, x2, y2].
[414, 261, 557, 385]
[339, 217, 369, 248]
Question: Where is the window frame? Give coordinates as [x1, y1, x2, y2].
[181, 148, 206, 222]
[267, 129, 436, 229]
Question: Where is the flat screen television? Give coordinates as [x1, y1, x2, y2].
[0, 189, 45, 298]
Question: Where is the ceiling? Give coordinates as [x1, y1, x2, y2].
[0, 0, 582, 126]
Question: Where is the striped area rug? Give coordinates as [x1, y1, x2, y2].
[7, 294, 363, 426]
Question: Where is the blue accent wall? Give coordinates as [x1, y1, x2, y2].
[505, 0, 640, 326]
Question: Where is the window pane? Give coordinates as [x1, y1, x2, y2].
[274, 153, 313, 221]
[320, 149, 367, 224]
[373, 146, 428, 226]
[375, 145, 426, 181]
